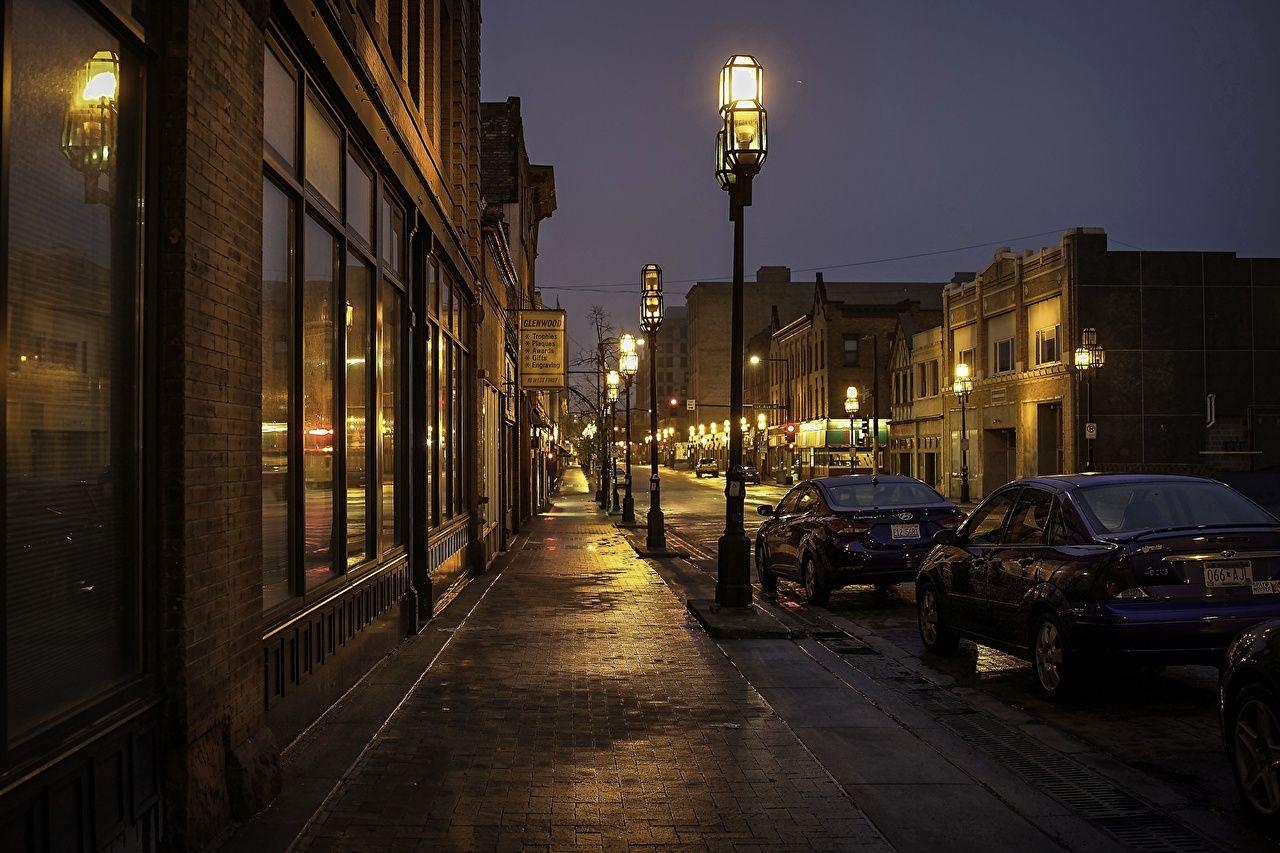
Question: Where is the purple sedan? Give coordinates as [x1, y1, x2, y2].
[916, 473, 1280, 700]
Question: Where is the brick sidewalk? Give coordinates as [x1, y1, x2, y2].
[291, 467, 890, 852]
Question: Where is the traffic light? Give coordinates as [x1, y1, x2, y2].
[668, 396, 679, 411]
[784, 423, 796, 444]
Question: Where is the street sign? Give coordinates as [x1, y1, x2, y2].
[1085, 422, 1098, 439]
[687, 399, 696, 411]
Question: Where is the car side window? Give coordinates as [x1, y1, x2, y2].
[1047, 497, 1093, 546]
[795, 487, 818, 514]
[965, 489, 1019, 545]
[776, 489, 801, 515]
[1005, 488, 1054, 545]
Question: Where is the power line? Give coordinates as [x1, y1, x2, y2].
[535, 227, 1074, 293]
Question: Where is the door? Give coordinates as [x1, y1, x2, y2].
[1036, 403, 1063, 475]
[942, 487, 1020, 636]
[988, 486, 1054, 644]
[763, 486, 804, 575]
[983, 429, 1017, 496]
[781, 486, 820, 576]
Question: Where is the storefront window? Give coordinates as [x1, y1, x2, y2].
[346, 154, 373, 246]
[263, 180, 293, 606]
[380, 282, 405, 550]
[264, 44, 296, 168]
[5, 0, 141, 740]
[303, 217, 338, 587]
[345, 255, 371, 567]
[304, 93, 340, 210]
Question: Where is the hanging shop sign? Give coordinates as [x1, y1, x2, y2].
[518, 310, 567, 389]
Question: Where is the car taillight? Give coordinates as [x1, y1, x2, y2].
[1098, 556, 1149, 600]
[826, 518, 871, 535]
[937, 509, 967, 530]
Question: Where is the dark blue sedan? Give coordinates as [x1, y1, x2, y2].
[755, 475, 964, 605]
[917, 473, 1280, 699]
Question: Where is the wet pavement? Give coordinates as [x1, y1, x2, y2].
[283, 468, 890, 852]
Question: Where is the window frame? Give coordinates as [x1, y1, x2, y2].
[994, 337, 1014, 375]
[1035, 324, 1061, 366]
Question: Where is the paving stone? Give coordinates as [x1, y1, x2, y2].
[290, 470, 888, 852]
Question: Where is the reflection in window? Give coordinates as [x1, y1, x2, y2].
[346, 154, 372, 245]
[439, 334, 452, 518]
[380, 283, 404, 550]
[304, 93, 341, 209]
[263, 180, 293, 606]
[381, 197, 403, 276]
[264, 44, 296, 168]
[303, 217, 338, 586]
[346, 255, 371, 567]
[6, 0, 139, 740]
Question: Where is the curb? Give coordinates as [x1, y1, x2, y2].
[686, 598, 800, 639]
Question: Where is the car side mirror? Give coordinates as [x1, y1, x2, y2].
[757, 505, 774, 517]
[933, 528, 959, 546]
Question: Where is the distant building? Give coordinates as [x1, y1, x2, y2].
[888, 322, 947, 492]
[939, 227, 1280, 499]
[634, 305, 689, 425]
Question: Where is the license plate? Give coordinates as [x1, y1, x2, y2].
[1204, 560, 1252, 589]
[1253, 581, 1279, 595]
[891, 524, 921, 540]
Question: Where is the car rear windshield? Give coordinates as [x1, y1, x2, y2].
[825, 481, 944, 509]
[1074, 481, 1277, 534]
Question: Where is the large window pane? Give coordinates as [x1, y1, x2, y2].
[6, 0, 139, 740]
[380, 284, 405, 550]
[303, 217, 338, 586]
[346, 154, 372, 246]
[264, 44, 296, 168]
[439, 335, 451, 519]
[263, 181, 293, 606]
[345, 255, 371, 567]
[304, 94, 341, 210]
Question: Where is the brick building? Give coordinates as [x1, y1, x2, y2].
[938, 228, 1280, 500]
[0, 1, 555, 850]
[888, 322, 947, 491]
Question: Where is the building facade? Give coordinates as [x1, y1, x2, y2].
[0, 1, 555, 850]
[888, 324, 946, 491]
[938, 228, 1280, 500]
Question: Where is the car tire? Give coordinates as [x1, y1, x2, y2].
[755, 538, 777, 594]
[1228, 682, 1280, 825]
[1031, 612, 1080, 701]
[916, 580, 960, 655]
[801, 555, 830, 606]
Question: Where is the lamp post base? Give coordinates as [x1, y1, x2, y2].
[646, 476, 666, 551]
[715, 532, 753, 607]
[622, 491, 635, 525]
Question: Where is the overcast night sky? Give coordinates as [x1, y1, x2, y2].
[481, 1, 1280, 345]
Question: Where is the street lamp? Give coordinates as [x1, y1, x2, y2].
[640, 263, 667, 550]
[844, 386, 859, 474]
[953, 363, 973, 503]
[607, 369, 620, 512]
[1074, 328, 1105, 471]
[619, 333, 639, 524]
[713, 53, 768, 607]
[62, 49, 119, 204]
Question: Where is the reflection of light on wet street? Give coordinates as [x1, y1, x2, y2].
[974, 644, 1029, 677]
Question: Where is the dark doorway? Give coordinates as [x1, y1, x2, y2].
[1037, 402, 1063, 475]
[921, 452, 938, 491]
[983, 428, 1017, 495]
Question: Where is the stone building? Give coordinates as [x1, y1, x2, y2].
[0, 2, 555, 850]
[888, 322, 947, 491]
[758, 277, 947, 481]
[939, 228, 1280, 500]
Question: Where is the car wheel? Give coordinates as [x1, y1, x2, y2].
[1031, 613, 1079, 701]
[755, 538, 777, 593]
[916, 581, 959, 654]
[1230, 683, 1280, 824]
[802, 555, 830, 606]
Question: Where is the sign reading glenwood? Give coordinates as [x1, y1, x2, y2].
[518, 309, 567, 389]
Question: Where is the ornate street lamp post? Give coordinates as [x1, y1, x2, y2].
[844, 386, 859, 474]
[641, 264, 667, 549]
[755, 412, 768, 473]
[713, 54, 768, 606]
[619, 333, 639, 524]
[1074, 328, 1105, 471]
[607, 369, 620, 512]
[953, 363, 973, 503]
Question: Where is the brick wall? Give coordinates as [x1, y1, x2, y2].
[156, 1, 278, 848]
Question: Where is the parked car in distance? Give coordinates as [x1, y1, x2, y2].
[916, 473, 1280, 700]
[742, 465, 761, 485]
[1221, 618, 1280, 825]
[695, 457, 719, 478]
[754, 475, 963, 605]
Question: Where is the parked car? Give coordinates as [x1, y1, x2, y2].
[754, 475, 963, 605]
[1221, 618, 1280, 825]
[695, 457, 719, 478]
[742, 465, 761, 485]
[916, 473, 1280, 700]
